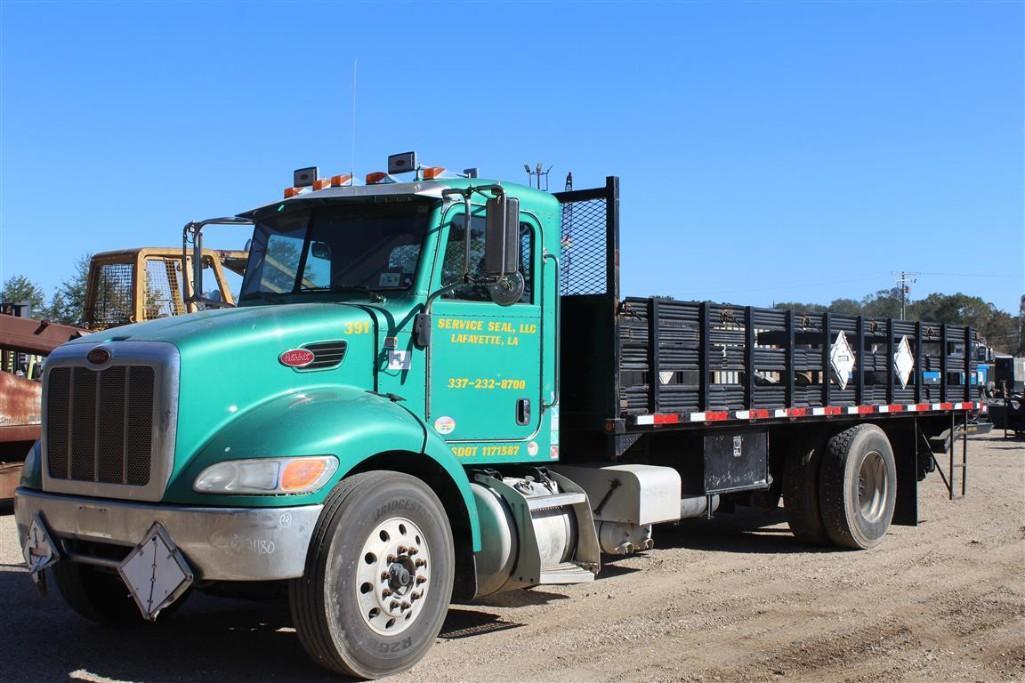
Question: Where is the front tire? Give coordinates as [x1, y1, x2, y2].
[819, 424, 897, 549]
[290, 471, 454, 679]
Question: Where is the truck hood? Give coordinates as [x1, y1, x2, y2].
[70, 304, 382, 485]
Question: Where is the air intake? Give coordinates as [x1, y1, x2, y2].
[301, 341, 347, 370]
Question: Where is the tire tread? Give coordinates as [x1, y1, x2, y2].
[819, 423, 895, 550]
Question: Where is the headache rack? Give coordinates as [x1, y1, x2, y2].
[556, 177, 981, 457]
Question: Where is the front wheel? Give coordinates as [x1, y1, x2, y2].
[289, 471, 454, 679]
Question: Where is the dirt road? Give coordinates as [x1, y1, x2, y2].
[1, 434, 1022, 682]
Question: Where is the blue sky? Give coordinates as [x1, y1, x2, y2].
[1, 1, 1022, 313]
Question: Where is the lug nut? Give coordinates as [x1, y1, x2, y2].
[401, 601, 411, 611]
[397, 545, 408, 554]
[413, 591, 423, 600]
[390, 600, 400, 610]
[387, 554, 396, 563]
[415, 576, 426, 585]
[407, 547, 418, 555]
[414, 559, 426, 567]
[381, 571, 390, 581]
[381, 588, 392, 597]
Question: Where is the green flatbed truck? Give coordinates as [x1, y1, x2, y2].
[16, 155, 980, 678]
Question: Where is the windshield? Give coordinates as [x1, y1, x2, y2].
[239, 200, 433, 300]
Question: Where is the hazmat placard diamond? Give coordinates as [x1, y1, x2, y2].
[830, 331, 856, 390]
[894, 335, 914, 389]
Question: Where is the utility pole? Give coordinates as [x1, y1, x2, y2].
[896, 271, 918, 319]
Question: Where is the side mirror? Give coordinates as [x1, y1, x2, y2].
[484, 195, 520, 278]
[311, 241, 332, 260]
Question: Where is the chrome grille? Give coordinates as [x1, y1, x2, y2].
[46, 365, 155, 485]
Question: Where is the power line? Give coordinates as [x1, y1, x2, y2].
[915, 271, 1023, 279]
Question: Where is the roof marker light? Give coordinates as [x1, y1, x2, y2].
[284, 187, 303, 198]
[365, 171, 397, 185]
[312, 178, 332, 191]
[330, 173, 353, 187]
[422, 166, 446, 180]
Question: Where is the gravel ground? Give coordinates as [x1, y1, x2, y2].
[1, 434, 1022, 682]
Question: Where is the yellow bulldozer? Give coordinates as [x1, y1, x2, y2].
[84, 247, 248, 329]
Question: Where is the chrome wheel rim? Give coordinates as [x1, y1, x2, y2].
[857, 451, 887, 523]
[355, 516, 430, 635]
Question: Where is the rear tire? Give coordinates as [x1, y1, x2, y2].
[289, 471, 454, 679]
[819, 424, 897, 549]
[783, 436, 828, 544]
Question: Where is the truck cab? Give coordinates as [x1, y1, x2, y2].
[16, 159, 589, 679]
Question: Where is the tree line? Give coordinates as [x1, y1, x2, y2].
[774, 288, 1024, 355]
[1, 255, 91, 326]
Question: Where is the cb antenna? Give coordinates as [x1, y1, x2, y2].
[350, 59, 358, 179]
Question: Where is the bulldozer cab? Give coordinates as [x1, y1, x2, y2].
[84, 247, 247, 329]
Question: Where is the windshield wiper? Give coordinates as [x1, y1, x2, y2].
[303, 285, 386, 303]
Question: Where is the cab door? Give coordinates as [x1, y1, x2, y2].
[427, 209, 542, 445]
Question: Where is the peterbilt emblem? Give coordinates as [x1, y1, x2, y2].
[279, 349, 315, 368]
[86, 347, 111, 365]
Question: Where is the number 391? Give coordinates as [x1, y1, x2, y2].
[345, 321, 371, 335]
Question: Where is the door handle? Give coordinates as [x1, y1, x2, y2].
[516, 398, 531, 426]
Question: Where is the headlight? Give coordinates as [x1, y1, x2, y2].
[193, 456, 338, 494]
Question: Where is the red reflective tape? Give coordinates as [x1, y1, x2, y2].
[858, 405, 875, 415]
[888, 404, 904, 412]
[787, 407, 808, 417]
[705, 411, 730, 421]
[653, 413, 680, 425]
[749, 409, 769, 419]
[915, 403, 931, 411]
[824, 406, 843, 416]
[940, 402, 954, 410]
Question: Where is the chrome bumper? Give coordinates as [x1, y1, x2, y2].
[14, 488, 322, 581]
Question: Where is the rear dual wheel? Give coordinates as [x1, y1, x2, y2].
[289, 471, 454, 680]
[784, 424, 897, 549]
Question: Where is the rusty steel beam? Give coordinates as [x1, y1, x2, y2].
[0, 462, 25, 501]
[0, 314, 83, 355]
[0, 425, 40, 443]
[1, 367, 41, 442]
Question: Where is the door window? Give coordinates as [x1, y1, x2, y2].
[441, 214, 533, 304]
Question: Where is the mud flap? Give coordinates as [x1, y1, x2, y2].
[893, 444, 919, 526]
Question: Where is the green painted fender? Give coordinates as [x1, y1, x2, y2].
[166, 385, 480, 550]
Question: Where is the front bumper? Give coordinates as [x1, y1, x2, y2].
[14, 487, 322, 581]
